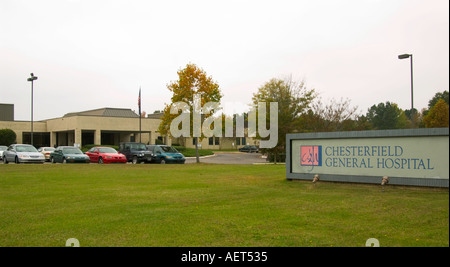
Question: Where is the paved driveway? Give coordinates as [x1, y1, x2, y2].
[185, 152, 267, 165]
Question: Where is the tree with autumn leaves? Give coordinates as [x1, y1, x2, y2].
[423, 99, 449, 128]
[158, 63, 222, 163]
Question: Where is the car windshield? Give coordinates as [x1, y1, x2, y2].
[44, 148, 55, 152]
[62, 148, 83, 154]
[0, 146, 7, 151]
[130, 143, 147, 150]
[161, 146, 178, 153]
[16, 146, 38, 152]
[99, 147, 118, 153]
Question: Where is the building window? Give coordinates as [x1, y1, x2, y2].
[237, 137, 245, 146]
[209, 137, 219, 146]
[22, 132, 50, 148]
[156, 136, 164, 145]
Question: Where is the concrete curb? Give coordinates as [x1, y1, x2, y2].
[185, 153, 217, 159]
[253, 162, 286, 165]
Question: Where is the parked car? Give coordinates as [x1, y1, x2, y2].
[50, 146, 90, 163]
[85, 146, 127, 164]
[0, 145, 7, 160]
[37, 147, 56, 161]
[2, 144, 45, 164]
[118, 142, 153, 164]
[239, 145, 259, 153]
[146, 145, 185, 164]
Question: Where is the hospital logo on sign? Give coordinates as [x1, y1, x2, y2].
[300, 146, 322, 166]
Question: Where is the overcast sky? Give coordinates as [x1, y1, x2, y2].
[1, 0, 449, 121]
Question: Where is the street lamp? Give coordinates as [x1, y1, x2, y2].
[398, 54, 414, 127]
[27, 73, 38, 146]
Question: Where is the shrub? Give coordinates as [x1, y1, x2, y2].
[0, 129, 16, 146]
[267, 153, 286, 163]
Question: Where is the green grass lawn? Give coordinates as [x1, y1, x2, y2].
[173, 146, 216, 157]
[0, 164, 448, 247]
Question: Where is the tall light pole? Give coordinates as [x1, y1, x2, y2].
[398, 54, 414, 127]
[27, 73, 38, 146]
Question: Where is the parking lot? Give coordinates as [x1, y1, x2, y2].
[1, 152, 268, 165]
[185, 152, 267, 165]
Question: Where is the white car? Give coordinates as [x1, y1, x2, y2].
[38, 147, 56, 161]
[2, 144, 45, 164]
[0, 145, 7, 160]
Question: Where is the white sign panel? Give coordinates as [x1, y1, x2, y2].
[286, 129, 449, 187]
[291, 136, 448, 179]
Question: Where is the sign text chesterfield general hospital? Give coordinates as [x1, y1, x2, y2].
[301, 145, 434, 171]
[287, 129, 449, 187]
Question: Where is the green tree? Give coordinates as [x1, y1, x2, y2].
[158, 63, 222, 163]
[298, 109, 324, 133]
[308, 97, 360, 132]
[428, 91, 449, 109]
[299, 98, 372, 132]
[404, 108, 419, 125]
[0, 129, 16, 146]
[252, 77, 315, 162]
[423, 99, 449, 128]
[352, 115, 374, 131]
[366, 102, 410, 130]
[423, 91, 449, 119]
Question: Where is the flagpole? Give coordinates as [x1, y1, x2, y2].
[139, 87, 142, 143]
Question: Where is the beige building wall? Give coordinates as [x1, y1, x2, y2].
[2, 111, 257, 149]
[45, 116, 163, 146]
[182, 137, 259, 150]
[0, 120, 47, 144]
[1, 116, 165, 147]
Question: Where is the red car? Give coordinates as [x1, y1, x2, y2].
[85, 147, 127, 164]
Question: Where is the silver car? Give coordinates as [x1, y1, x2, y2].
[2, 144, 45, 164]
[0, 145, 7, 160]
